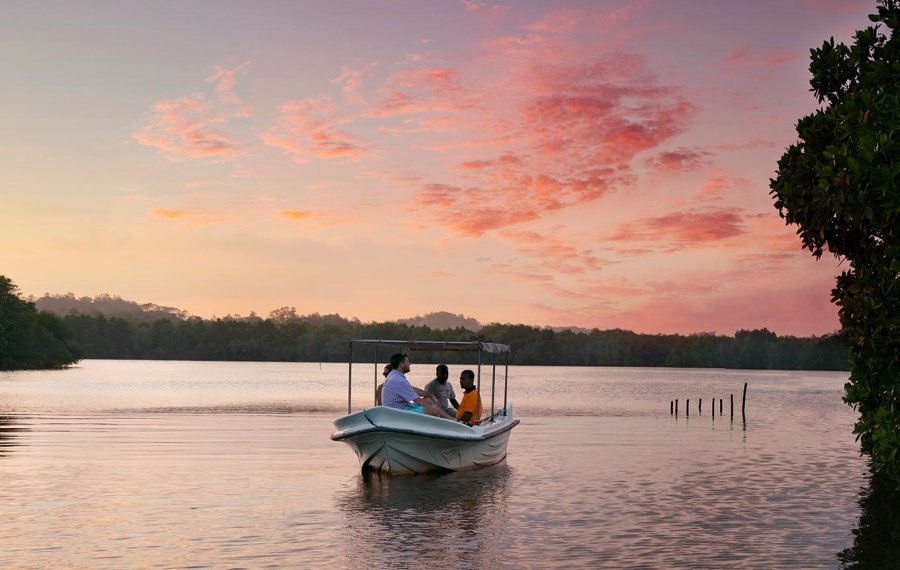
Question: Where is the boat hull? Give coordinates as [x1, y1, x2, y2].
[332, 405, 518, 475]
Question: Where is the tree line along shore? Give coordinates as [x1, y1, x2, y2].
[59, 313, 847, 371]
[2, 276, 847, 371]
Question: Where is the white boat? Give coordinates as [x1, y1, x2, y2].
[331, 339, 519, 475]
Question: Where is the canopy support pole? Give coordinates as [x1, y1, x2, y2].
[490, 352, 496, 422]
[477, 349, 482, 421]
[503, 351, 509, 414]
[347, 342, 353, 414]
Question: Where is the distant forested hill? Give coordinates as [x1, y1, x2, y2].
[32, 293, 188, 323]
[0, 276, 80, 370]
[396, 311, 481, 331]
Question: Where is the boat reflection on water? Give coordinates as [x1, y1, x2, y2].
[336, 462, 513, 567]
[837, 467, 900, 568]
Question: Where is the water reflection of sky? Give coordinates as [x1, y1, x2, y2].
[0, 360, 891, 567]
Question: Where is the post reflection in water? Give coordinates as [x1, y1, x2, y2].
[837, 468, 900, 569]
[336, 463, 513, 567]
[0, 414, 26, 457]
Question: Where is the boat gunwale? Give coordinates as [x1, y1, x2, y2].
[331, 417, 520, 442]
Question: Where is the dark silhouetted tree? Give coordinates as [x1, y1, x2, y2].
[0, 275, 79, 370]
[770, 1, 900, 481]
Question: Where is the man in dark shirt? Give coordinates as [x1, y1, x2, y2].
[424, 364, 459, 417]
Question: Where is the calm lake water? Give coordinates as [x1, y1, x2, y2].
[0, 360, 895, 568]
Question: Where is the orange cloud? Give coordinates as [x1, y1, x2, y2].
[150, 208, 200, 219]
[148, 208, 225, 228]
[277, 209, 355, 231]
[278, 209, 326, 221]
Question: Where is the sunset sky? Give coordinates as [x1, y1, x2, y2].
[0, 1, 873, 335]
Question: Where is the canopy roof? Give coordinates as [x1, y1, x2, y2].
[347, 339, 510, 354]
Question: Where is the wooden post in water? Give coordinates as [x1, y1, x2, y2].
[711, 397, 715, 421]
[699, 398, 702, 414]
[742, 382, 748, 418]
[686, 399, 690, 417]
[730, 394, 734, 418]
[675, 399, 679, 416]
[719, 398, 723, 415]
[670, 401, 673, 415]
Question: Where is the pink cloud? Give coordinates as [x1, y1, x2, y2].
[645, 147, 712, 173]
[333, 63, 378, 106]
[724, 48, 802, 68]
[700, 174, 727, 196]
[207, 64, 254, 117]
[261, 98, 368, 162]
[460, 0, 508, 13]
[715, 139, 778, 152]
[134, 65, 252, 161]
[608, 208, 748, 246]
[408, 50, 693, 235]
[522, 9, 581, 34]
[365, 67, 480, 120]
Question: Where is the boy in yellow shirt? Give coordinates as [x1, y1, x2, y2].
[456, 369, 482, 425]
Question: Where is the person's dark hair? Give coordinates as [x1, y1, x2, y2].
[460, 369, 475, 380]
[436, 364, 448, 374]
[390, 353, 408, 370]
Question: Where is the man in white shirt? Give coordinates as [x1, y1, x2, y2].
[381, 353, 455, 419]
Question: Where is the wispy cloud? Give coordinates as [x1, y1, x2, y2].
[364, 67, 481, 121]
[148, 208, 226, 228]
[261, 98, 368, 162]
[608, 208, 748, 247]
[133, 64, 253, 161]
[724, 47, 802, 68]
[150, 208, 200, 219]
[278, 209, 326, 221]
[645, 147, 712, 173]
[333, 63, 378, 106]
[277, 208, 355, 231]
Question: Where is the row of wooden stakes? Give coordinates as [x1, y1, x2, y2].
[671, 382, 748, 418]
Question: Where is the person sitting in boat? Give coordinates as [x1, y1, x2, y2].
[375, 364, 391, 405]
[456, 369, 482, 425]
[424, 364, 460, 417]
[382, 353, 455, 420]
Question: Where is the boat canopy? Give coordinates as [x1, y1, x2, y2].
[347, 338, 510, 354]
[345, 338, 511, 418]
